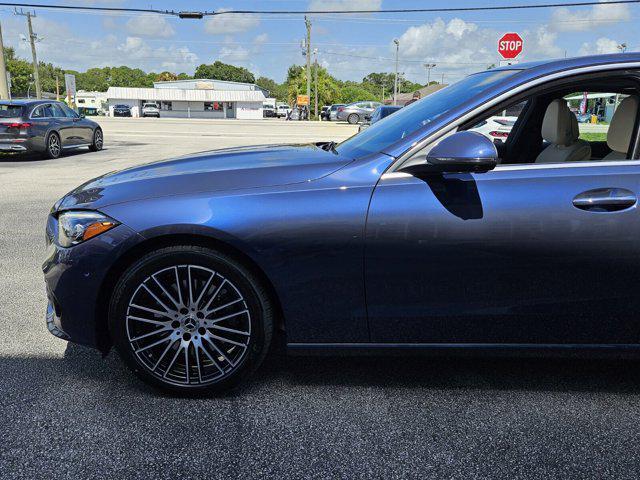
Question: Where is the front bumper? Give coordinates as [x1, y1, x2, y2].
[42, 220, 144, 348]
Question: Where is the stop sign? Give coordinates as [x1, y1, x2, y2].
[498, 33, 523, 59]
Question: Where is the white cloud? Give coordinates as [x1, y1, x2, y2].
[522, 25, 563, 58]
[204, 8, 259, 35]
[2, 16, 197, 73]
[549, 0, 630, 32]
[395, 18, 496, 69]
[308, 0, 382, 11]
[219, 45, 250, 62]
[579, 37, 621, 55]
[125, 13, 175, 38]
[253, 33, 269, 46]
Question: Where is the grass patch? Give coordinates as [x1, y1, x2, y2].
[579, 132, 608, 142]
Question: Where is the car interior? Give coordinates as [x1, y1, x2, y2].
[458, 74, 640, 165]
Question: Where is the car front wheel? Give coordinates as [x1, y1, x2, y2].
[89, 128, 103, 152]
[109, 245, 273, 394]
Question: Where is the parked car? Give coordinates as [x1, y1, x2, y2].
[141, 103, 160, 118]
[358, 105, 402, 132]
[0, 100, 103, 159]
[44, 53, 640, 394]
[328, 104, 345, 121]
[275, 104, 290, 118]
[336, 101, 382, 124]
[113, 104, 132, 117]
[320, 106, 330, 120]
[469, 116, 518, 143]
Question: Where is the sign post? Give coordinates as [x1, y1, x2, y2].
[498, 32, 523, 63]
[64, 73, 76, 109]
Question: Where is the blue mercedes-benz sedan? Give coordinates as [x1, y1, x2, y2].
[44, 54, 640, 393]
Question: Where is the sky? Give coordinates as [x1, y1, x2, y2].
[0, 0, 638, 85]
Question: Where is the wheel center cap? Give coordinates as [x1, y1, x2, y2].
[183, 317, 198, 332]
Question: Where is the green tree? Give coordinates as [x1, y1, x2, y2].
[256, 76, 287, 101]
[156, 71, 178, 82]
[194, 61, 255, 83]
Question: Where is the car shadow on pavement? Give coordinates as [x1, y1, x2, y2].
[0, 148, 109, 163]
[43, 341, 640, 397]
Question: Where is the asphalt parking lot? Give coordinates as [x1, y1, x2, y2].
[2, 117, 640, 479]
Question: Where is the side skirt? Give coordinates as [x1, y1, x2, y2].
[287, 342, 640, 358]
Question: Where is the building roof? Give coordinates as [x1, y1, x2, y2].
[106, 87, 265, 102]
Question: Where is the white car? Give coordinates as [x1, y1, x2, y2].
[469, 116, 517, 143]
[142, 103, 160, 118]
[276, 104, 291, 118]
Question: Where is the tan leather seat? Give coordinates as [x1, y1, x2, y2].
[603, 96, 639, 160]
[536, 99, 591, 163]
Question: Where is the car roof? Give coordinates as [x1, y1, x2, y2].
[489, 52, 640, 76]
[0, 99, 56, 106]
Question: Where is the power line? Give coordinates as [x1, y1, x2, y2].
[208, 0, 640, 15]
[0, 0, 639, 16]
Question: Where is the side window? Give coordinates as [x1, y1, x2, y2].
[51, 104, 67, 118]
[42, 104, 54, 117]
[31, 106, 43, 118]
[467, 101, 527, 145]
[60, 104, 79, 118]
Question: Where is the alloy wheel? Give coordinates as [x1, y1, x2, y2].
[48, 134, 61, 157]
[94, 129, 103, 149]
[125, 265, 251, 386]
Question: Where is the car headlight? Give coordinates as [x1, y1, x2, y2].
[57, 210, 119, 247]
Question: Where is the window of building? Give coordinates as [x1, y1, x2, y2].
[161, 101, 172, 111]
[204, 102, 223, 111]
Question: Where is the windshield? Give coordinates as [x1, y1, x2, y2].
[337, 70, 518, 158]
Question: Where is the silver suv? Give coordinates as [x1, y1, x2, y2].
[142, 103, 160, 118]
[336, 101, 382, 124]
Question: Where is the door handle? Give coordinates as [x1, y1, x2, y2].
[573, 188, 637, 212]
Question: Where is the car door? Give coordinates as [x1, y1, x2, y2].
[46, 103, 75, 146]
[365, 158, 640, 345]
[59, 103, 93, 144]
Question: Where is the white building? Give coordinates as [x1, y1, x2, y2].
[106, 78, 267, 119]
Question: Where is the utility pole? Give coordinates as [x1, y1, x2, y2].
[313, 48, 318, 120]
[0, 21, 9, 99]
[441, 73, 445, 84]
[16, 10, 41, 99]
[424, 63, 436, 86]
[393, 39, 399, 106]
[55, 75, 60, 101]
[305, 16, 311, 120]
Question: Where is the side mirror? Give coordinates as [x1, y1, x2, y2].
[402, 131, 498, 174]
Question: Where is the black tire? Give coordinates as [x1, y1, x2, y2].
[108, 245, 274, 394]
[89, 128, 103, 152]
[347, 113, 360, 124]
[44, 132, 62, 159]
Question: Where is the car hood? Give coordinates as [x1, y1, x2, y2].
[57, 143, 353, 210]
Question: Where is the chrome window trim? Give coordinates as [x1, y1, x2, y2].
[390, 61, 640, 172]
[29, 103, 53, 120]
[381, 159, 640, 181]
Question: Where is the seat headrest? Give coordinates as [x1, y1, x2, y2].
[541, 99, 579, 146]
[607, 96, 639, 154]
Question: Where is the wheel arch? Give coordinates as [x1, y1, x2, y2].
[94, 232, 285, 353]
